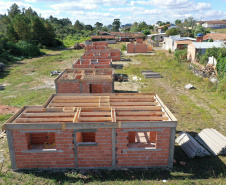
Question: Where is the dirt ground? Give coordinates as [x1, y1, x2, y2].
[0, 105, 19, 115]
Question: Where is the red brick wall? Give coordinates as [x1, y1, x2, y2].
[110, 49, 121, 61]
[12, 129, 75, 169]
[136, 39, 143, 44]
[135, 44, 148, 53]
[56, 82, 81, 93]
[77, 128, 112, 167]
[90, 84, 103, 93]
[127, 43, 135, 53]
[11, 127, 171, 169]
[116, 127, 170, 167]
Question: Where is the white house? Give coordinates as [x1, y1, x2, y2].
[201, 21, 226, 29]
[162, 35, 196, 51]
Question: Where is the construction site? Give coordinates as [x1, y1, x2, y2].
[2, 41, 178, 170]
[1, 40, 225, 181]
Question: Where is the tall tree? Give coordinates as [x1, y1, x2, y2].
[8, 3, 21, 19]
[13, 14, 31, 41]
[95, 22, 103, 31]
[175, 19, 181, 25]
[74, 20, 83, 31]
[112, 19, 121, 32]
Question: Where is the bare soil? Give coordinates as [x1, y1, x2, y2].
[0, 105, 19, 115]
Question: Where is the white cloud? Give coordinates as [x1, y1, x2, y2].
[50, 1, 99, 11]
[0, 1, 32, 15]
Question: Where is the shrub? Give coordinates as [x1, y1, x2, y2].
[121, 44, 126, 51]
[16, 41, 41, 57]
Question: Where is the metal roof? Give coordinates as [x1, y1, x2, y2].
[191, 42, 226, 49]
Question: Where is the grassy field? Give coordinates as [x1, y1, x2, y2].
[0, 46, 225, 184]
[211, 28, 226, 33]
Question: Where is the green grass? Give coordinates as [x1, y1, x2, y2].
[0, 49, 84, 107]
[63, 36, 91, 47]
[211, 28, 226, 33]
[0, 49, 225, 184]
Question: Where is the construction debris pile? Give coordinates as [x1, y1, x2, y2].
[190, 64, 216, 78]
[141, 70, 162, 78]
[195, 128, 226, 156]
[176, 132, 210, 158]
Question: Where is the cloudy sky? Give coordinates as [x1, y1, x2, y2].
[1, 0, 226, 26]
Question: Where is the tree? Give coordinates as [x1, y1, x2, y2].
[95, 22, 103, 31]
[138, 21, 148, 31]
[166, 27, 180, 36]
[130, 22, 139, 33]
[175, 19, 181, 25]
[8, 3, 21, 19]
[13, 14, 31, 41]
[6, 23, 19, 41]
[194, 25, 207, 36]
[74, 20, 83, 31]
[112, 19, 121, 32]
[148, 25, 154, 30]
[31, 16, 46, 43]
[157, 21, 162, 25]
[84, 25, 92, 31]
[102, 26, 108, 32]
[143, 29, 150, 36]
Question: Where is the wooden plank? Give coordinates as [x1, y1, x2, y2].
[20, 112, 75, 117]
[16, 118, 73, 123]
[155, 94, 177, 121]
[115, 106, 162, 111]
[80, 112, 111, 116]
[77, 117, 112, 122]
[73, 109, 79, 123]
[110, 95, 155, 99]
[110, 102, 158, 106]
[116, 111, 164, 116]
[81, 107, 112, 111]
[49, 103, 99, 107]
[110, 98, 155, 102]
[54, 96, 101, 100]
[116, 116, 168, 121]
[52, 99, 99, 103]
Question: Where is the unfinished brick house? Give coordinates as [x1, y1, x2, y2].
[127, 40, 148, 53]
[3, 93, 177, 170]
[81, 49, 121, 61]
[54, 68, 114, 93]
[72, 59, 112, 69]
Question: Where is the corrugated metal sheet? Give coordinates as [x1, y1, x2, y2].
[176, 132, 210, 158]
[195, 128, 226, 155]
[192, 42, 226, 49]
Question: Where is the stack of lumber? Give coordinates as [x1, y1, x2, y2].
[195, 128, 226, 156]
[141, 70, 161, 78]
[176, 132, 210, 158]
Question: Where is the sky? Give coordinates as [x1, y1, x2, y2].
[0, 0, 226, 26]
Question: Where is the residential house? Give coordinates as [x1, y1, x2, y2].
[162, 35, 196, 51]
[187, 42, 226, 61]
[4, 93, 177, 170]
[199, 21, 226, 29]
[203, 33, 226, 42]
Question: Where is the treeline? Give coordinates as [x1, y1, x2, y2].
[0, 4, 62, 63]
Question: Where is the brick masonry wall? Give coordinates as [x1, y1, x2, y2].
[127, 43, 135, 53]
[56, 82, 81, 93]
[110, 50, 121, 61]
[77, 128, 112, 167]
[12, 129, 75, 169]
[116, 127, 171, 167]
[135, 44, 148, 53]
[136, 39, 143, 44]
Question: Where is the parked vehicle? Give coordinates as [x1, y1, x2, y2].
[0, 63, 5, 72]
